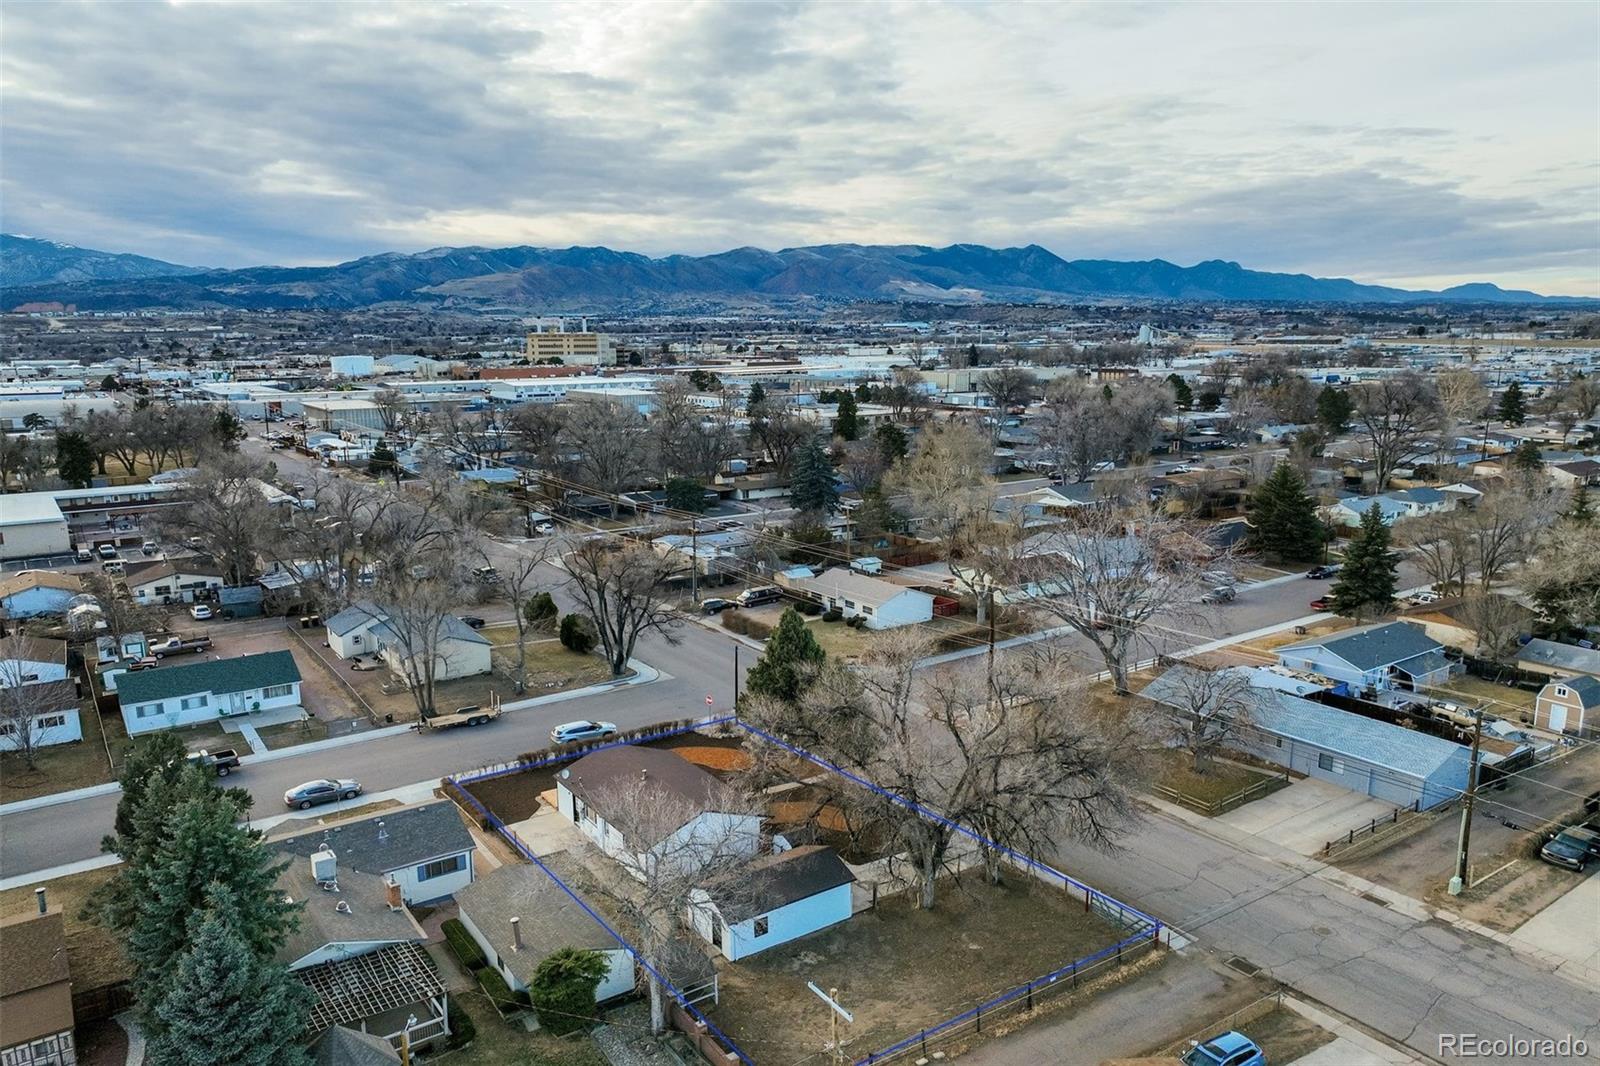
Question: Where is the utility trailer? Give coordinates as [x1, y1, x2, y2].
[414, 693, 503, 731]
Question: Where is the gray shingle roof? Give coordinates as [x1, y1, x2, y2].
[455, 865, 618, 985]
[271, 801, 474, 876]
[1553, 674, 1600, 708]
[1280, 621, 1441, 672]
[704, 845, 855, 923]
[1519, 639, 1600, 676]
[313, 1026, 401, 1066]
[276, 862, 422, 967]
[325, 602, 383, 637]
[114, 650, 301, 705]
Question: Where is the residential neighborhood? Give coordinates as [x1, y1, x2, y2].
[3, 5, 1600, 1066]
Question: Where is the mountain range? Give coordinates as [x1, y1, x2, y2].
[1, 233, 1585, 311]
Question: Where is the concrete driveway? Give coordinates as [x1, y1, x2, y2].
[1512, 867, 1600, 977]
[1216, 777, 1402, 857]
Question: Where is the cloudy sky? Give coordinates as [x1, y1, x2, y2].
[3, 1, 1597, 294]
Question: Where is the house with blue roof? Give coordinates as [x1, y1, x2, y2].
[1142, 665, 1472, 808]
[1277, 621, 1455, 694]
[1326, 488, 1454, 528]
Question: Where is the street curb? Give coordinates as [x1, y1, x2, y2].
[0, 781, 121, 816]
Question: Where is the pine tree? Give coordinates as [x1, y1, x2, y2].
[529, 947, 610, 1037]
[789, 439, 840, 514]
[1568, 482, 1593, 525]
[126, 788, 298, 1017]
[746, 608, 826, 704]
[664, 476, 708, 513]
[56, 431, 96, 488]
[1509, 439, 1544, 473]
[833, 393, 861, 441]
[1249, 463, 1324, 563]
[1166, 374, 1193, 408]
[1330, 504, 1398, 619]
[367, 441, 398, 480]
[875, 423, 908, 464]
[1316, 386, 1353, 433]
[146, 886, 312, 1066]
[746, 382, 767, 412]
[1498, 381, 1527, 425]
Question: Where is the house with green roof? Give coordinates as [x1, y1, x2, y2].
[115, 649, 301, 735]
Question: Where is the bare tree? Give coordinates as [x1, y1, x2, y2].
[152, 455, 277, 586]
[368, 560, 474, 719]
[473, 540, 553, 694]
[1458, 590, 1525, 658]
[1400, 511, 1472, 596]
[888, 420, 999, 621]
[0, 633, 73, 771]
[506, 402, 568, 472]
[562, 399, 647, 518]
[1020, 507, 1226, 694]
[574, 776, 763, 1033]
[1145, 664, 1255, 774]
[1352, 372, 1440, 489]
[749, 399, 814, 476]
[1034, 380, 1118, 482]
[372, 388, 408, 437]
[563, 538, 682, 676]
[650, 378, 742, 481]
[747, 635, 1141, 908]
[1462, 486, 1554, 593]
[976, 367, 1039, 441]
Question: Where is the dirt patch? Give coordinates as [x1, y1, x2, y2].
[1239, 1004, 1336, 1063]
[1237, 617, 1355, 655]
[1420, 851, 1589, 932]
[709, 870, 1128, 1065]
[1149, 751, 1276, 810]
[672, 745, 753, 772]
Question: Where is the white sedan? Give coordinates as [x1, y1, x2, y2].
[190, 603, 215, 621]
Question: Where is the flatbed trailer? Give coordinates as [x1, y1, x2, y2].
[415, 693, 503, 731]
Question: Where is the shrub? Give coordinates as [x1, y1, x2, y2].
[524, 592, 558, 630]
[721, 611, 749, 635]
[795, 600, 823, 616]
[743, 617, 774, 640]
[822, 608, 843, 623]
[445, 996, 476, 1049]
[559, 613, 597, 654]
[477, 964, 528, 1014]
[529, 948, 610, 1036]
[442, 919, 486, 971]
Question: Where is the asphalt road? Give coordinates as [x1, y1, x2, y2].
[1047, 815, 1600, 1065]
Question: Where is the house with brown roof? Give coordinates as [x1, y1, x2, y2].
[123, 559, 225, 606]
[0, 571, 82, 620]
[0, 897, 76, 1066]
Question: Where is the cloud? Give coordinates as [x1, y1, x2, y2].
[0, 0, 1595, 294]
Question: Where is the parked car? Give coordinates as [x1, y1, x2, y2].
[850, 556, 883, 575]
[1309, 596, 1332, 611]
[74, 548, 94, 563]
[126, 656, 160, 671]
[96, 543, 118, 560]
[186, 535, 205, 549]
[283, 778, 362, 810]
[1182, 1031, 1266, 1066]
[141, 540, 159, 555]
[471, 566, 499, 583]
[459, 616, 486, 629]
[534, 521, 555, 535]
[1201, 586, 1236, 604]
[1540, 826, 1600, 872]
[1306, 565, 1341, 579]
[736, 585, 782, 608]
[700, 597, 735, 615]
[190, 603, 215, 621]
[550, 720, 618, 745]
[1408, 590, 1442, 606]
[101, 561, 124, 576]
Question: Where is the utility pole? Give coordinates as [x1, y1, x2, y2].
[1448, 707, 1486, 896]
[690, 521, 699, 603]
[733, 644, 740, 706]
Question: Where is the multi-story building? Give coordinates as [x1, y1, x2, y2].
[524, 326, 617, 367]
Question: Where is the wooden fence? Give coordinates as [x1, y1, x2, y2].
[72, 982, 133, 1024]
[1151, 770, 1290, 818]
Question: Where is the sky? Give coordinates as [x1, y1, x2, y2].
[2, 1, 1597, 295]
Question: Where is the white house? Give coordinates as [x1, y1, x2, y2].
[271, 800, 477, 905]
[0, 679, 81, 752]
[373, 613, 492, 683]
[115, 649, 302, 735]
[323, 602, 388, 658]
[555, 746, 762, 880]
[0, 637, 68, 688]
[456, 865, 636, 1002]
[687, 845, 855, 962]
[1326, 487, 1453, 528]
[124, 559, 226, 606]
[802, 568, 935, 630]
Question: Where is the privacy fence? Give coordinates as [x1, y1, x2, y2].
[444, 715, 1165, 1066]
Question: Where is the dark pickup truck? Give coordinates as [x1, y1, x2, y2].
[187, 748, 242, 777]
[151, 635, 214, 658]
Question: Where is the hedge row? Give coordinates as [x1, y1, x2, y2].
[442, 918, 487, 971]
[445, 997, 476, 1048]
[720, 612, 775, 640]
[477, 963, 531, 1015]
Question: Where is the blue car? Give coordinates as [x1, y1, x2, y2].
[1182, 1032, 1266, 1066]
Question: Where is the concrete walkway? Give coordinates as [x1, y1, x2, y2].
[1283, 996, 1426, 1065]
[1509, 867, 1600, 977]
[114, 1011, 146, 1066]
[1215, 777, 1401, 857]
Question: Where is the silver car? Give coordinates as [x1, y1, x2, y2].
[283, 778, 362, 810]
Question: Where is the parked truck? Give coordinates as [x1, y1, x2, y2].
[186, 748, 242, 777]
[412, 694, 502, 732]
[151, 634, 214, 658]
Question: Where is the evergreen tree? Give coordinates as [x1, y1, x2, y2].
[1166, 373, 1193, 408]
[559, 613, 598, 654]
[528, 947, 610, 1037]
[56, 430, 96, 488]
[211, 410, 246, 451]
[789, 439, 840, 514]
[664, 476, 708, 513]
[833, 393, 861, 441]
[524, 591, 558, 628]
[146, 886, 312, 1066]
[1249, 463, 1324, 563]
[125, 786, 298, 1017]
[874, 423, 908, 464]
[1330, 504, 1399, 620]
[746, 382, 766, 412]
[746, 608, 826, 704]
[1497, 381, 1527, 425]
[1316, 386, 1354, 433]
[1568, 482, 1593, 525]
[1508, 439, 1544, 473]
[367, 441, 398, 480]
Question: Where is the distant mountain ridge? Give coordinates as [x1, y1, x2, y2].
[1, 235, 1585, 310]
[0, 233, 200, 288]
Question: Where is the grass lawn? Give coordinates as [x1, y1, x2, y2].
[432, 952, 606, 1066]
[257, 717, 331, 750]
[1150, 750, 1276, 810]
[0, 865, 130, 991]
[710, 870, 1127, 1065]
[805, 617, 882, 660]
[1436, 675, 1536, 715]
[0, 705, 114, 802]
[1236, 1004, 1336, 1064]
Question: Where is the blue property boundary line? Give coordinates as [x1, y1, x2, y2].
[446, 715, 1164, 1066]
